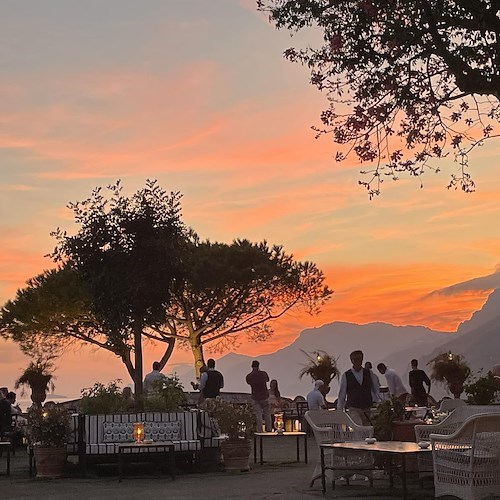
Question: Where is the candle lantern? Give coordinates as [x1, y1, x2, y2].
[274, 411, 284, 434]
[133, 422, 145, 443]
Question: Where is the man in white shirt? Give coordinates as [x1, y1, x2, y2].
[143, 361, 165, 394]
[306, 380, 327, 410]
[377, 363, 408, 398]
[337, 350, 381, 412]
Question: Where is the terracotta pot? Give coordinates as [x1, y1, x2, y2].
[33, 447, 67, 478]
[221, 439, 251, 471]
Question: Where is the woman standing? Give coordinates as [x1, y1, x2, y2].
[269, 379, 282, 413]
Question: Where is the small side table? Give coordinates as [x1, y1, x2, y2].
[118, 441, 175, 482]
[0, 441, 10, 476]
[253, 431, 307, 465]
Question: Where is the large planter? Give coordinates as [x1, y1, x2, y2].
[31, 386, 48, 407]
[221, 439, 251, 471]
[33, 447, 67, 478]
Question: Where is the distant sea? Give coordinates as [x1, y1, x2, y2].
[17, 395, 80, 412]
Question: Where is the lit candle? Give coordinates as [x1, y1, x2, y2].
[133, 422, 145, 443]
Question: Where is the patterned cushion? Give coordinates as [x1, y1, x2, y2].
[144, 421, 181, 441]
[102, 422, 134, 443]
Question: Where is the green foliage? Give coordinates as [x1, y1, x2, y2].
[372, 397, 405, 441]
[428, 351, 471, 398]
[28, 405, 71, 448]
[172, 237, 332, 365]
[204, 397, 255, 441]
[258, 0, 499, 196]
[144, 375, 187, 411]
[464, 372, 500, 405]
[80, 380, 125, 414]
[299, 350, 339, 386]
[51, 179, 187, 332]
[1, 180, 333, 388]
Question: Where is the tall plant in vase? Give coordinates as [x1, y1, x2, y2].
[299, 350, 340, 399]
[205, 397, 255, 472]
[428, 352, 471, 399]
[15, 358, 56, 407]
[28, 405, 71, 477]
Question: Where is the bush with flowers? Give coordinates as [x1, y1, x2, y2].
[28, 405, 71, 448]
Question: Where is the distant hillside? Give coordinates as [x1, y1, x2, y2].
[174, 289, 500, 401]
[177, 321, 450, 399]
[421, 289, 500, 377]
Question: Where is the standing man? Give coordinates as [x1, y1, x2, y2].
[246, 360, 272, 432]
[377, 363, 408, 398]
[337, 350, 381, 423]
[143, 361, 165, 394]
[199, 358, 224, 399]
[409, 359, 431, 406]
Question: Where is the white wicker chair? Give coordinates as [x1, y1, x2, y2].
[431, 414, 500, 500]
[415, 405, 500, 482]
[438, 398, 466, 412]
[305, 409, 374, 488]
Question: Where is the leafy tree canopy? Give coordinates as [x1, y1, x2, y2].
[1, 180, 333, 387]
[258, 0, 500, 196]
[156, 236, 333, 375]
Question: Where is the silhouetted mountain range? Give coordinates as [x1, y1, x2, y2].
[176, 289, 500, 400]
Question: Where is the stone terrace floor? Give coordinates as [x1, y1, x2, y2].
[0, 437, 470, 500]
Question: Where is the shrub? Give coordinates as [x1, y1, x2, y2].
[80, 380, 124, 414]
[144, 375, 187, 411]
[28, 405, 71, 448]
[464, 371, 500, 405]
[204, 397, 255, 441]
[372, 397, 405, 441]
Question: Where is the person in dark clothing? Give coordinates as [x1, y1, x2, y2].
[246, 360, 272, 432]
[199, 358, 224, 399]
[409, 359, 431, 406]
[0, 389, 12, 438]
[337, 350, 381, 424]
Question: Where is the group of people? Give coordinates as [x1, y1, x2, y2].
[141, 351, 432, 433]
[185, 358, 281, 432]
[0, 387, 22, 438]
[306, 350, 432, 421]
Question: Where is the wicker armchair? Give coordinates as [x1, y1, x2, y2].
[431, 414, 500, 500]
[438, 398, 466, 412]
[305, 409, 374, 488]
[415, 405, 500, 481]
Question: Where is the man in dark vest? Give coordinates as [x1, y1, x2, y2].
[337, 350, 380, 423]
[199, 358, 224, 399]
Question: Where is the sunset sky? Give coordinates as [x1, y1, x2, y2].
[1, 0, 499, 400]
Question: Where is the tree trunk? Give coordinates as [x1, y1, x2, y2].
[190, 336, 205, 378]
[133, 320, 144, 411]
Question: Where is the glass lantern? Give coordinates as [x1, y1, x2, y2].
[274, 411, 284, 434]
[133, 422, 145, 443]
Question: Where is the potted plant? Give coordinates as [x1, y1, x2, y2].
[205, 397, 255, 471]
[464, 371, 500, 405]
[428, 352, 471, 399]
[299, 350, 340, 398]
[27, 404, 71, 478]
[15, 359, 56, 407]
[372, 397, 405, 441]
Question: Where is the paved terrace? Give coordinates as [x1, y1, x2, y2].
[1, 438, 446, 500]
